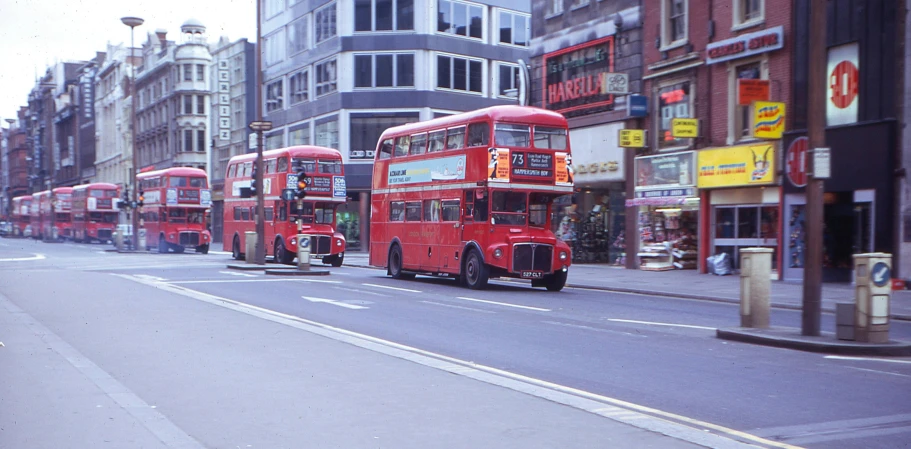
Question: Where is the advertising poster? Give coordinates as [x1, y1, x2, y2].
[826, 43, 859, 127]
[389, 155, 467, 186]
[488, 148, 510, 182]
[752, 101, 785, 139]
[333, 176, 347, 198]
[555, 152, 573, 186]
[634, 151, 695, 190]
[697, 144, 775, 188]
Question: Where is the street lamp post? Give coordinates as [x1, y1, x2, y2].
[122, 16, 143, 251]
[249, 121, 272, 265]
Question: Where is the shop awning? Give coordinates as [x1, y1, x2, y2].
[625, 197, 690, 207]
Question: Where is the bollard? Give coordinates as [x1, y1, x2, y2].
[245, 231, 257, 264]
[852, 253, 892, 343]
[739, 248, 773, 328]
[297, 234, 311, 271]
[115, 231, 124, 252]
[138, 228, 147, 251]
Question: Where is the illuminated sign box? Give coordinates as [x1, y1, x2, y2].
[542, 36, 616, 117]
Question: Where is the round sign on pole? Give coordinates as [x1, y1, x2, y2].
[786, 136, 808, 188]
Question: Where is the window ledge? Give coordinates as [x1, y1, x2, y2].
[731, 19, 765, 32]
[544, 12, 562, 20]
[571, 3, 591, 12]
[659, 40, 689, 53]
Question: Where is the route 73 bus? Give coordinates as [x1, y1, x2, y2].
[369, 105, 574, 291]
[137, 167, 212, 254]
[72, 183, 120, 243]
[223, 145, 348, 266]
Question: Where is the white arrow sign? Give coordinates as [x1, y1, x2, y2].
[302, 296, 368, 310]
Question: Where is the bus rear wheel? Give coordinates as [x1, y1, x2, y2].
[275, 239, 295, 265]
[232, 235, 243, 260]
[543, 270, 567, 292]
[388, 245, 413, 279]
[158, 235, 168, 253]
[463, 249, 489, 290]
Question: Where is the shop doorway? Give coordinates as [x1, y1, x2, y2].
[712, 204, 779, 271]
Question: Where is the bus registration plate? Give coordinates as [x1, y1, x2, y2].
[521, 271, 544, 279]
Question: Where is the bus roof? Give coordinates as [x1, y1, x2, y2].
[53, 187, 74, 194]
[228, 145, 342, 164]
[32, 190, 50, 198]
[381, 105, 568, 139]
[73, 182, 119, 191]
[13, 195, 33, 202]
[138, 166, 208, 179]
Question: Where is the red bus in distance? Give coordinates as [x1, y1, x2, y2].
[32, 188, 74, 240]
[369, 105, 574, 291]
[138, 167, 212, 253]
[72, 183, 120, 243]
[32, 190, 50, 240]
[223, 145, 347, 266]
[10, 195, 32, 237]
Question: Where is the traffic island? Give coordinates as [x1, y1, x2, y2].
[226, 263, 268, 271]
[716, 327, 911, 356]
[264, 267, 330, 276]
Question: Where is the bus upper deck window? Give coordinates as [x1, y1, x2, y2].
[445, 127, 466, 150]
[533, 126, 568, 150]
[410, 134, 427, 155]
[494, 123, 530, 147]
[467, 123, 489, 147]
[427, 130, 446, 152]
[277, 157, 289, 172]
[379, 139, 393, 159]
[394, 136, 410, 157]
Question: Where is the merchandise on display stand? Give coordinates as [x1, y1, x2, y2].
[637, 206, 698, 271]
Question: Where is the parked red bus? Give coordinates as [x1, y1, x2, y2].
[11, 195, 32, 237]
[32, 190, 50, 240]
[137, 167, 212, 253]
[30, 187, 73, 240]
[53, 187, 74, 240]
[72, 183, 120, 243]
[223, 146, 347, 266]
[369, 105, 574, 291]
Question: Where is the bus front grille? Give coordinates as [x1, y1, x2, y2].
[179, 232, 200, 247]
[512, 244, 553, 273]
[97, 229, 112, 240]
[314, 235, 331, 255]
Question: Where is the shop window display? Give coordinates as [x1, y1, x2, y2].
[638, 207, 698, 270]
[553, 192, 626, 264]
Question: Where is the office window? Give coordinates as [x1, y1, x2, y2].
[197, 64, 205, 81]
[355, 0, 414, 32]
[438, 0, 483, 39]
[266, 79, 284, 112]
[264, 30, 286, 67]
[183, 64, 193, 81]
[497, 63, 519, 98]
[657, 81, 692, 149]
[315, 58, 338, 96]
[288, 16, 309, 55]
[184, 129, 194, 152]
[662, 0, 687, 47]
[184, 95, 193, 114]
[547, 0, 564, 16]
[290, 124, 310, 145]
[499, 10, 529, 46]
[289, 69, 309, 105]
[354, 53, 414, 88]
[266, 133, 284, 150]
[196, 95, 205, 114]
[197, 130, 206, 152]
[315, 119, 339, 149]
[264, 0, 284, 18]
[735, 0, 763, 26]
[437, 55, 482, 93]
[350, 115, 418, 158]
[315, 2, 337, 43]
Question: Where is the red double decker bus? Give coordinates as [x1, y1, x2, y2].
[11, 195, 32, 237]
[32, 190, 50, 239]
[369, 105, 574, 291]
[137, 167, 212, 254]
[53, 187, 74, 240]
[72, 183, 120, 243]
[32, 188, 74, 240]
[223, 146, 347, 266]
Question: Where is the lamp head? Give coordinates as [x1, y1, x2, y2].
[121, 17, 144, 28]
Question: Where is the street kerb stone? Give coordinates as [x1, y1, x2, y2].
[264, 267, 330, 276]
[226, 263, 268, 271]
[716, 326, 911, 356]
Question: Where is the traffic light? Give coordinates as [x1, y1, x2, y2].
[138, 189, 144, 207]
[295, 171, 309, 199]
[250, 163, 258, 196]
[120, 188, 130, 209]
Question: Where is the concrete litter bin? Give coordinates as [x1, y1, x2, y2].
[852, 253, 892, 343]
[739, 248, 773, 328]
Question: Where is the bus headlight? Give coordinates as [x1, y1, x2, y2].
[336, 239, 342, 247]
[493, 248, 503, 259]
[169, 233, 175, 241]
[289, 237, 297, 246]
[560, 251, 568, 260]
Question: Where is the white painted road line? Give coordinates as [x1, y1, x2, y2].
[607, 318, 716, 330]
[0, 253, 46, 262]
[219, 270, 258, 278]
[824, 355, 911, 365]
[457, 297, 551, 312]
[134, 274, 168, 282]
[362, 283, 421, 293]
[302, 295, 369, 310]
[421, 300, 495, 314]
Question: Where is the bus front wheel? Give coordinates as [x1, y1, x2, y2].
[323, 253, 344, 267]
[463, 249, 489, 290]
[196, 244, 209, 254]
[158, 235, 168, 253]
[275, 239, 295, 265]
[232, 235, 243, 260]
[543, 270, 567, 292]
[388, 245, 413, 279]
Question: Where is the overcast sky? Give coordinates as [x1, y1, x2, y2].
[0, 0, 255, 123]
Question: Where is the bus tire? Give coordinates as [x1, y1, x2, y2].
[329, 253, 344, 267]
[463, 249, 489, 290]
[158, 234, 168, 253]
[544, 270, 567, 292]
[388, 245, 413, 279]
[196, 244, 209, 254]
[232, 235, 243, 260]
[275, 239, 295, 265]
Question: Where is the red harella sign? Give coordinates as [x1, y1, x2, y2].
[542, 35, 615, 116]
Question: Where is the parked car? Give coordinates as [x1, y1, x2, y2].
[0, 221, 11, 237]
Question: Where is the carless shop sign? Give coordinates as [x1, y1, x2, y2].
[542, 36, 615, 117]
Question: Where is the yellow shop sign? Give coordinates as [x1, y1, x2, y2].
[752, 101, 785, 139]
[697, 144, 776, 188]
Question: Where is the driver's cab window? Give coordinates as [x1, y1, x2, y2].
[472, 189, 488, 222]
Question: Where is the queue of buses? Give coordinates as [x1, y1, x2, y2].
[8, 106, 574, 291]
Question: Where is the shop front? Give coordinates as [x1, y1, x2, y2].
[553, 122, 626, 265]
[628, 151, 699, 271]
[697, 143, 780, 276]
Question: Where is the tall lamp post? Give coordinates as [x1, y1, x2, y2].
[3, 118, 13, 220]
[122, 16, 143, 251]
[249, 121, 272, 264]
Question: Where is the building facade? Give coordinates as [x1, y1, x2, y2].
[900, 0, 911, 282]
[95, 43, 140, 189]
[259, 0, 531, 251]
[134, 20, 213, 174]
[209, 36, 256, 244]
[53, 55, 105, 188]
[529, 0, 643, 266]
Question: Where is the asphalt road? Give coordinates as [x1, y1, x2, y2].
[2, 237, 910, 449]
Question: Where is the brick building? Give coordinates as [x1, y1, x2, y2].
[635, 0, 792, 275]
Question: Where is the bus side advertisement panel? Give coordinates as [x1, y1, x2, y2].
[388, 155, 466, 185]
